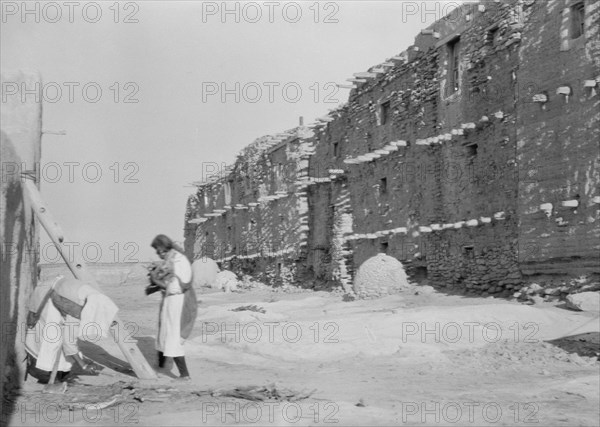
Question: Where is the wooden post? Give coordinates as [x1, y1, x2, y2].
[47, 351, 60, 385]
[23, 179, 157, 380]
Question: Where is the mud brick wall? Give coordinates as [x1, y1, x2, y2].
[0, 71, 42, 415]
[184, 0, 599, 295]
[185, 129, 312, 286]
[515, 0, 600, 278]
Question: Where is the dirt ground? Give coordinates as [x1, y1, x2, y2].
[6, 272, 600, 426]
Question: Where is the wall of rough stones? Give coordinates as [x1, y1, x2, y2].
[516, 0, 600, 278]
[184, 0, 599, 294]
[184, 128, 314, 286]
[304, 1, 524, 296]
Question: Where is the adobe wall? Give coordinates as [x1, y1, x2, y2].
[0, 71, 42, 417]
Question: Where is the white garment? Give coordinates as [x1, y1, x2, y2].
[79, 293, 119, 341]
[52, 279, 118, 340]
[156, 251, 192, 357]
[25, 301, 77, 372]
[25, 276, 119, 372]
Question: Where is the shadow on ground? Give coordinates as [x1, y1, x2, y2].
[547, 332, 600, 360]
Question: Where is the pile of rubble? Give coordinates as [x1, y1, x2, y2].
[237, 275, 268, 291]
[513, 276, 600, 311]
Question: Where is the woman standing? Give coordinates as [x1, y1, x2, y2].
[149, 234, 197, 381]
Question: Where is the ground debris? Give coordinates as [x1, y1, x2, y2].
[62, 394, 124, 411]
[355, 398, 367, 407]
[230, 304, 266, 314]
[133, 392, 170, 402]
[237, 275, 268, 291]
[195, 385, 317, 402]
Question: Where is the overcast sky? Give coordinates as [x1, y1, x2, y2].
[2, 1, 458, 263]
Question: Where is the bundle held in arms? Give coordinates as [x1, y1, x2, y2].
[146, 260, 173, 296]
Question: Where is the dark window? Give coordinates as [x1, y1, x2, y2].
[410, 266, 428, 281]
[333, 142, 339, 157]
[380, 101, 391, 125]
[380, 241, 389, 254]
[379, 177, 388, 195]
[487, 27, 499, 45]
[447, 37, 461, 95]
[467, 143, 478, 157]
[571, 3, 585, 39]
[463, 246, 474, 259]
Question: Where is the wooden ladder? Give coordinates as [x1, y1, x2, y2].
[23, 178, 157, 380]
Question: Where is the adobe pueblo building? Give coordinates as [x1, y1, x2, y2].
[184, 0, 599, 297]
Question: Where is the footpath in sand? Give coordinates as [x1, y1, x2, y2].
[8, 279, 600, 426]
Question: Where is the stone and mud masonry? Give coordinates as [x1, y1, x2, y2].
[183, 0, 599, 306]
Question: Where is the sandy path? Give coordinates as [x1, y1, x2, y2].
[8, 280, 599, 426]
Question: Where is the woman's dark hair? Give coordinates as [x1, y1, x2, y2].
[151, 234, 189, 261]
[151, 234, 173, 251]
